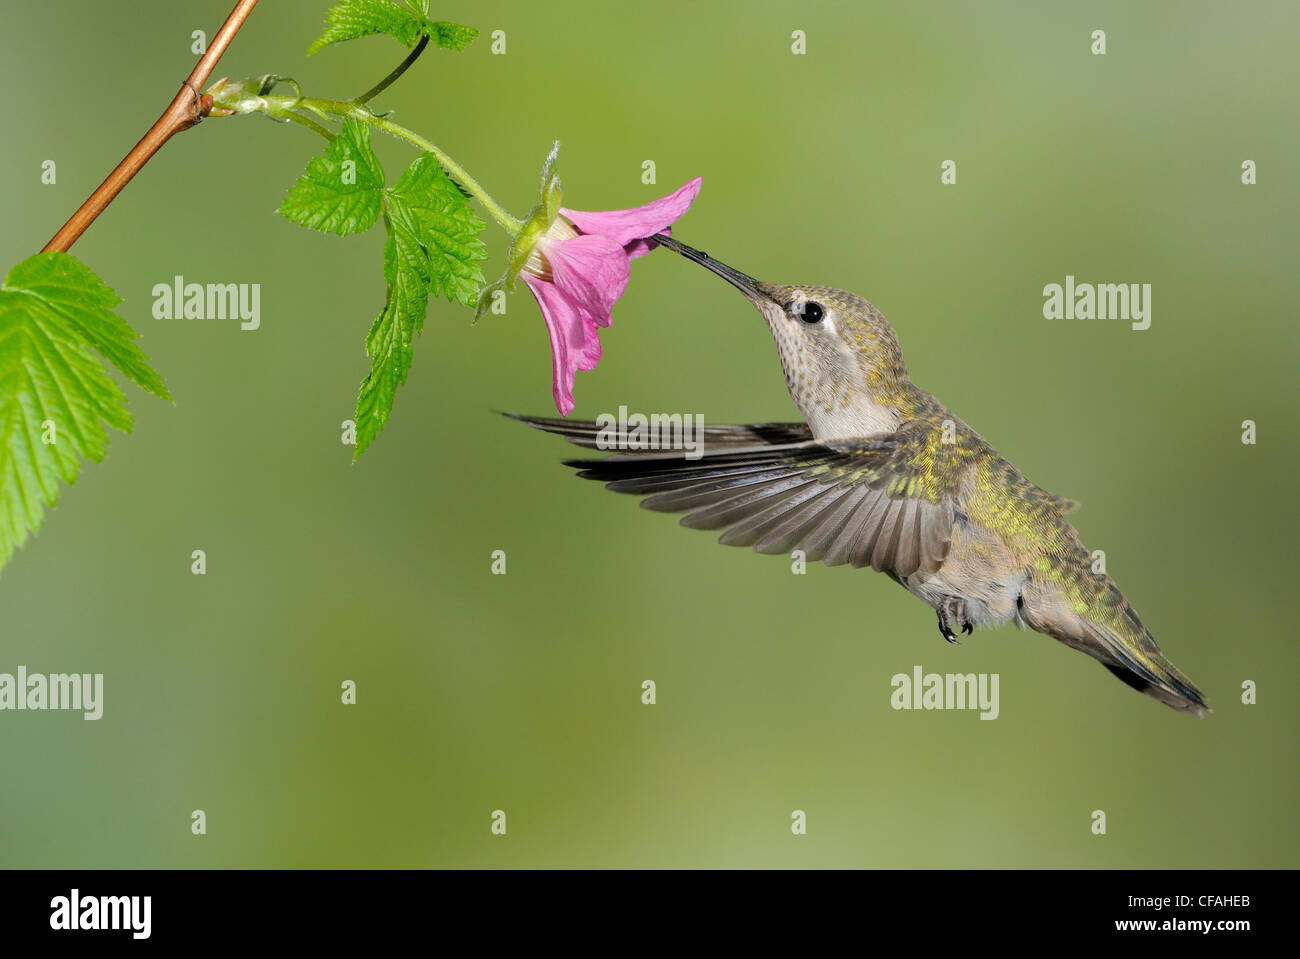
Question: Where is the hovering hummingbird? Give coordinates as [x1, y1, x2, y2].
[509, 234, 1208, 715]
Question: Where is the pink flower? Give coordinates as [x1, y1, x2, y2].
[521, 177, 702, 415]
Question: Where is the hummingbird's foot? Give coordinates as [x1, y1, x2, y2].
[936, 598, 973, 644]
[936, 613, 957, 643]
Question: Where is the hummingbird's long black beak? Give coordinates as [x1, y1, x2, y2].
[652, 233, 769, 301]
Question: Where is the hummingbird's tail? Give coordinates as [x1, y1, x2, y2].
[1019, 574, 1209, 716]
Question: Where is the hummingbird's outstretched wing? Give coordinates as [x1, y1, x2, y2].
[507, 414, 955, 580]
[502, 413, 815, 449]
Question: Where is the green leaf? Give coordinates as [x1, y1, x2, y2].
[279, 118, 386, 236]
[354, 213, 429, 457]
[0, 252, 169, 573]
[387, 155, 487, 306]
[308, 0, 477, 55]
[354, 154, 486, 457]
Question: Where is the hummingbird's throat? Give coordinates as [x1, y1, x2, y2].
[522, 219, 580, 283]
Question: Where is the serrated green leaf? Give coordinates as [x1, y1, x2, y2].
[308, 0, 477, 55]
[354, 211, 429, 457]
[0, 252, 169, 573]
[421, 19, 478, 51]
[279, 118, 386, 236]
[353, 154, 487, 457]
[386, 155, 487, 306]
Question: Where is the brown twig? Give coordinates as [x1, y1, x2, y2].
[41, 0, 261, 254]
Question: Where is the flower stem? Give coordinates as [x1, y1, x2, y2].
[266, 106, 335, 141]
[351, 35, 428, 106]
[366, 114, 524, 233]
[259, 94, 524, 235]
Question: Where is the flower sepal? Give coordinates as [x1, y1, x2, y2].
[475, 142, 565, 321]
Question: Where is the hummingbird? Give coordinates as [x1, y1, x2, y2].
[509, 234, 1209, 716]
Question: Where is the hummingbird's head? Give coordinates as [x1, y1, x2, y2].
[653, 234, 911, 437]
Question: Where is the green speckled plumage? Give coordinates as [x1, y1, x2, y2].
[886, 387, 1201, 706]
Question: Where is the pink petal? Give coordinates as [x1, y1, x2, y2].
[622, 228, 667, 261]
[560, 176, 702, 248]
[576, 315, 602, 370]
[545, 234, 630, 329]
[523, 273, 602, 416]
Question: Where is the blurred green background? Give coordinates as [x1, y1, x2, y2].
[1, 0, 1297, 868]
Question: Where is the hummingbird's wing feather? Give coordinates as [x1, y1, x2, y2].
[501, 413, 813, 450]
[509, 412, 956, 581]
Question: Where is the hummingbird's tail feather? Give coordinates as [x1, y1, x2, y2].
[1086, 621, 1209, 715]
[1019, 577, 1209, 716]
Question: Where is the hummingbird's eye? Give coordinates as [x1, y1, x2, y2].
[794, 300, 824, 323]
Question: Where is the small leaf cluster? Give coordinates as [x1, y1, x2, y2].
[279, 119, 486, 457]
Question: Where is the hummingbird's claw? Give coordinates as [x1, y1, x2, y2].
[937, 598, 972, 644]
[936, 611, 959, 644]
